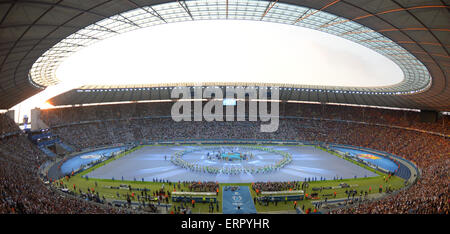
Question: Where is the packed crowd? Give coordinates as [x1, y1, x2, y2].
[0, 102, 448, 214]
[46, 112, 448, 214]
[284, 103, 449, 134]
[252, 181, 301, 192]
[0, 134, 127, 214]
[0, 114, 19, 136]
[334, 159, 448, 214]
[40, 102, 449, 134]
[188, 182, 220, 193]
[40, 102, 171, 127]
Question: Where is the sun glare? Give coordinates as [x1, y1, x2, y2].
[12, 20, 405, 122]
[56, 20, 404, 88]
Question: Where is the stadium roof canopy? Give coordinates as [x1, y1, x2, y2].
[0, 0, 449, 111]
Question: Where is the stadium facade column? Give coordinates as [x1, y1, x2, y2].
[31, 108, 49, 131]
[6, 110, 14, 121]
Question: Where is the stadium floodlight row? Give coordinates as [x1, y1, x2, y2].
[48, 84, 439, 110]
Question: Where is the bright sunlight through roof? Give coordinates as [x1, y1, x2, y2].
[56, 20, 404, 88]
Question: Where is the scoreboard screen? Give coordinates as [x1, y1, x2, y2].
[223, 98, 237, 106]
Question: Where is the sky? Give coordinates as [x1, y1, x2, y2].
[10, 20, 404, 123]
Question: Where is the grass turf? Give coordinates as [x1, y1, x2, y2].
[55, 144, 406, 214]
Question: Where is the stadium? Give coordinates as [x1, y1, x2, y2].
[0, 0, 448, 217]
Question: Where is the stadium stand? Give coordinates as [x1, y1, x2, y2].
[40, 103, 449, 135]
[0, 0, 448, 218]
[0, 114, 20, 136]
[0, 103, 448, 214]
[0, 132, 128, 213]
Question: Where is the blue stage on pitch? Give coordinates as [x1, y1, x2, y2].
[61, 146, 126, 174]
[331, 147, 398, 172]
[221, 152, 241, 160]
[222, 186, 257, 214]
[86, 145, 378, 183]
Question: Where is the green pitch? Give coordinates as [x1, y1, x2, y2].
[54, 144, 407, 214]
